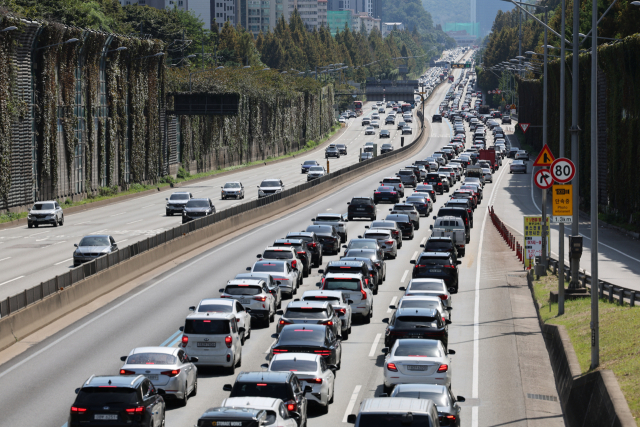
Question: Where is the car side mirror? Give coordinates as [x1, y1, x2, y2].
[179, 326, 184, 332]
[448, 349, 456, 355]
[382, 318, 389, 324]
[165, 198, 168, 201]
[409, 260, 415, 264]
[399, 286, 406, 291]
[261, 363, 269, 369]
[157, 389, 166, 396]
[304, 385, 313, 394]
[316, 282, 321, 287]
[271, 333, 280, 339]
[74, 243, 78, 248]
[246, 267, 251, 271]
[290, 411, 302, 421]
[346, 202, 350, 205]
[457, 260, 462, 265]
[276, 310, 284, 315]
[318, 269, 325, 274]
[190, 357, 199, 363]
[311, 218, 315, 221]
[347, 414, 357, 424]
[357, 235, 362, 239]
[388, 305, 396, 310]
[218, 289, 224, 293]
[430, 225, 433, 230]
[446, 319, 452, 325]
[222, 384, 233, 392]
[381, 347, 389, 354]
[257, 186, 260, 188]
[256, 254, 262, 258]
[419, 244, 424, 248]
[120, 356, 127, 362]
[75, 388, 81, 394]
[456, 396, 466, 402]
[446, 306, 453, 311]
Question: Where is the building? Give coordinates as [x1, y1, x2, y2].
[242, 0, 276, 36]
[381, 22, 403, 37]
[327, 10, 352, 35]
[352, 12, 381, 34]
[328, 0, 379, 18]
[120, 0, 238, 31]
[285, 0, 328, 31]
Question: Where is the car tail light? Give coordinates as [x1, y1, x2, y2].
[439, 294, 449, 301]
[297, 251, 306, 255]
[364, 277, 369, 285]
[444, 265, 454, 268]
[120, 369, 135, 375]
[273, 349, 289, 354]
[279, 319, 292, 326]
[437, 364, 449, 373]
[415, 264, 426, 268]
[182, 335, 189, 347]
[374, 192, 381, 194]
[125, 407, 145, 414]
[225, 335, 232, 348]
[71, 407, 87, 413]
[314, 350, 331, 356]
[291, 260, 297, 269]
[386, 363, 398, 372]
[361, 288, 368, 299]
[286, 401, 297, 412]
[311, 242, 317, 248]
[254, 296, 267, 301]
[220, 294, 231, 298]
[302, 378, 323, 384]
[438, 183, 442, 186]
[335, 308, 346, 315]
[399, 184, 403, 188]
[161, 369, 181, 377]
[321, 320, 334, 326]
[386, 240, 394, 245]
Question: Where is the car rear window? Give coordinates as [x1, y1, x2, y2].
[279, 327, 326, 345]
[409, 281, 445, 291]
[394, 315, 438, 328]
[230, 382, 291, 400]
[170, 193, 190, 200]
[253, 262, 284, 273]
[198, 304, 233, 313]
[416, 257, 450, 266]
[393, 341, 440, 357]
[399, 300, 440, 310]
[323, 279, 361, 291]
[126, 353, 177, 365]
[270, 359, 318, 372]
[284, 308, 328, 319]
[184, 319, 231, 334]
[393, 205, 413, 211]
[425, 241, 452, 251]
[326, 266, 363, 275]
[398, 171, 413, 175]
[75, 387, 138, 406]
[224, 285, 262, 296]
[383, 178, 401, 183]
[347, 241, 377, 250]
[262, 250, 294, 260]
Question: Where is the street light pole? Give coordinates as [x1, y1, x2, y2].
[590, 0, 599, 369]
[541, 7, 549, 271]
[558, 0, 567, 315]
[569, 0, 581, 289]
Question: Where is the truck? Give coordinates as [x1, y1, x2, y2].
[478, 148, 498, 171]
[429, 216, 466, 256]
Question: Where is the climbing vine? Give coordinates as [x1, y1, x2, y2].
[0, 16, 18, 203]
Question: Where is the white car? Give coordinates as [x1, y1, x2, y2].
[264, 353, 336, 410]
[399, 278, 452, 309]
[220, 279, 276, 327]
[307, 166, 327, 180]
[392, 295, 451, 323]
[364, 229, 398, 259]
[301, 290, 353, 338]
[27, 200, 64, 228]
[258, 178, 285, 198]
[119, 347, 197, 406]
[364, 126, 375, 135]
[370, 120, 380, 128]
[189, 298, 252, 343]
[390, 203, 420, 229]
[319, 273, 373, 321]
[221, 397, 298, 426]
[383, 339, 454, 393]
[339, 117, 346, 123]
[482, 168, 493, 183]
[250, 259, 300, 298]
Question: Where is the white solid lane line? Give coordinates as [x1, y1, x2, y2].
[369, 333, 382, 357]
[0, 257, 10, 262]
[411, 251, 418, 261]
[126, 220, 142, 225]
[0, 276, 24, 287]
[264, 339, 277, 354]
[420, 237, 427, 246]
[28, 230, 51, 237]
[342, 385, 362, 423]
[387, 296, 397, 313]
[400, 270, 409, 283]
[54, 258, 73, 266]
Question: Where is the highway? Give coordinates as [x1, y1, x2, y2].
[0, 54, 564, 427]
[0, 99, 419, 301]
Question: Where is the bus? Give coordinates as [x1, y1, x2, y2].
[354, 100, 363, 115]
[401, 103, 412, 113]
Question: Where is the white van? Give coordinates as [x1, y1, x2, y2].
[430, 216, 466, 256]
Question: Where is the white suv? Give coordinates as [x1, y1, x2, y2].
[319, 273, 373, 322]
[189, 298, 252, 343]
[220, 279, 276, 327]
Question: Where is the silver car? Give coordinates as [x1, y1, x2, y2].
[258, 179, 284, 198]
[390, 203, 420, 229]
[482, 168, 493, 183]
[364, 229, 398, 259]
[221, 181, 244, 199]
[301, 289, 353, 338]
[27, 200, 64, 228]
[510, 160, 527, 174]
[166, 192, 193, 216]
[307, 166, 327, 181]
[73, 234, 118, 267]
[119, 346, 197, 406]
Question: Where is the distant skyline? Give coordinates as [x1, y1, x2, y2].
[422, 0, 515, 37]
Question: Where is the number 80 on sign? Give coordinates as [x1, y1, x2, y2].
[550, 158, 576, 183]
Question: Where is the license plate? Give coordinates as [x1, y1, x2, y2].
[445, 229, 453, 232]
[197, 342, 216, 347]
[357, 208, 365, 211]
[344, 294, 351, 299]
[408, 334, 422, 338]
[145, 374, 159, 380]
[240, 300, 250, 304]
[407, 365, 428, 371]
[95, 414, 118, 420]
[429, 269, 442, 273]
[211, 423, 243, 426]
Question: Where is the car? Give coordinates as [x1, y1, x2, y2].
[391, 295, 451, 323]
[220, 279, 276, 327]
[482, 167, 493, 183]
[305, 224, 341, 255]
[235, 272, 283, 309]
[179, 311, 242, 374]
[510, 159, 528, 174]
[307, 166, 326, 180]
[362, 117, 371, 125]
[385, 214, 414, 239]
[396, 169, 418, 187]
[369, 220, 403, 248]
[259, 246, 303, 278]
[286, 232, 323, 267]
[432, 114, 443, 122]
[301, 289, 353, 338]
[402, 125, 412, 135]
[68, 375, 165, 427]
[347, 196, 377, 220]
[383, 306, 450, 349]
[325, 255, 378, 288]
[220, 397, 299, 426]
[273, 238, 313, 277]
[221, 181, 244, 199]
[400, 279, 452, 311]
[249, 260, 300, 299]
[73, 234, 118, 267]
[165, 191, 193, 216]
[300, 160, 320, 173]
[312, 212, 349, 242]
[349, 111, 356, 118]
[319, 273, 373, 321]
[182, 197, 216, 224]
[380, 129, 391, 138]
[405, 195, 431, 216]
[364, 126, 376, 135]
[189, 297, 252, 342]
[508, 146, 520, 158]
[382, 339, 454, 393]
[325, 146, 340, 159]
[380, 143, 394, 154]
[359, 151, 373, 162]
[385, 116, 395, 125]
[338, 117, 346, 123]
[371, 120, 380, 128]
[388, 384, 465, 427]
[271, 324, 342, 370]
[380, 176, 405, 197]
[415, 184, 436, 202]
[258, 179, 285, 198]
[363, 229, 398, 259]
[118, 347, 198, 406]
[515, 150, 529, 161]
[397, 121, 406, 130]
[276, 299, 342, 338]
[342, 247, 385, 281]
[403, 115, 413, 124]
[222, 371, 310, 426]
[27, 200, 64, 228]
[346, 397, 441, 426]
[336, 143, 348, 155]
[374, 185, 401, 204]
[423, 236, 459, 262]
[390, 203, 420, 229]
[379, 107, 386, 113]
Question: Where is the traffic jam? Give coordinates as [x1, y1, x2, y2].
[65, 54, 518, 427]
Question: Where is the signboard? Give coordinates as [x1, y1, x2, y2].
[510, 104, 516, 109]
[524, 215, 551, 268]
[534, 169, 553, 189]
[519, 123, 530, 133]
[550, 157, 576, 183]
[511, 109, 516, 116]
[532, 144, 555, 167]
[551, 184, 573, 223]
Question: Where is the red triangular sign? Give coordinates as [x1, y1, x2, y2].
[519, 123, 530, 133]
[533, 144, 556, 167]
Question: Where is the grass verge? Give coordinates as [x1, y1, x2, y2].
[0, 124, 342, 225]
[532, 272, 640, 425]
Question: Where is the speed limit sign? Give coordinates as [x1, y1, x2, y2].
[550, 158, 575, 183]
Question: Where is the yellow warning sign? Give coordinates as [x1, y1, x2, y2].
[552, 184, 573, 216]
[533, 144, 555, 167]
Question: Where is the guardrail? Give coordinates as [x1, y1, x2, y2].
[0, 111, 429, 319]
[488, 205, 640, 307]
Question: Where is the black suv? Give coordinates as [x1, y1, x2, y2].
[426, 173, 445, 194]
[435, 207, 471, 243]
[385, 214, 414, 240]
[286, 232, 323, 267]
[305, 225, 341, 255]
[347, 197, 376, 221]
[69, 375, 165, 427]
[273, 239, 312, 277]
[432, 114, 443, 122]
[410, 252, 461, 292]
[182, 198, 216, 224]
[223, 371, 309, 426]
[423, 236, 459, 261]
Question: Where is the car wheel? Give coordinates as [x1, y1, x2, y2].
[59, 215, 64, 226]
[241, 331, 246, 345]
[179, 383, 189, 407]
[363, 308, 372, 324]
[383, 384, 394, 394]
[28, 223, 32, 228]
[342, 328, 349, 340]
[191, 378, 198, 397]
[373, 286, 378, 295]
[270, 310, 275, 322]
[53, 218, 58, 227]
[348, 215, 353, 221]
[264, 315, 271, 327]
[34, 223, 38, 228]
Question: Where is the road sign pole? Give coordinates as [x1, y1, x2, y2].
[569, 0, 581, 290]
[541, 176, 548, 275]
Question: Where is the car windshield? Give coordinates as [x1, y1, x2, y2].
[284, 308, 328, 319]
[32, 203, 55, 210]
[197, 304, 233, 313]
[351, 197, 371, 204]
[355, 414, 432, 426]
[126, 353, 177, 365]
[184, 319, 230, 334]
[224, 285, 262, 296]
[262, 250, 294, 260]
[230, 382, 291, 400]
[170, 193, 190, 200]
[270, 359, 318, 372]
[260, 180, 281, 187]
[186, 200, 210, 208]
[394, 341, 440, 356]
[253, 262, 285, 273]
[365, 233, 390, 240]
[75, 388, 138, 406]
[79, 236, 110, 247]
[393, 390, 449, 407]
[224, 183, 241, 188]
[303, 161, 317, 166]
[324, 279, 361, 291]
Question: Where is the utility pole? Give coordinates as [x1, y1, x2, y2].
[518, 5, 522, 77]
[541, 6, 549, 271]
[558, 0, 566, 314]
[202, 28, 205, 70]
[590, 0, 599, 369]
[569, 0, 581, 289]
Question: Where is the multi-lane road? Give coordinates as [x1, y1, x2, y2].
[0, 57, 565, 427]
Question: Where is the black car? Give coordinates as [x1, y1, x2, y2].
[397, 121, 406, 130]
[347, 197, 376, 221]
[325, 146, 340, 158]
[286, 232, 323, 267]
[181, 198, 216, 224]
[340, 256, 381, 289]
[383, 307, 450, 349]
[385, 116, 395, 125]
[379, 129, 391, 138]
[305, 225, 340, 255]
[410, 252, 460, 292]
[373, 186, 400, 204]
[432, 114, 443, 123]
[68, 375, 165, 427]
[445, 199, 474, 227]
[273, 239, 312, 277]
[423, 236, 459, 261]
[380, 143, 394, 154]
[435, 207, 471, 243]
[336, 144, 348, 155]
[385, 214, 414, 239]
[223, 371, 309, 426]
[405, 195, 430, 216]
[426, 173, 445, 194]
[271, 324, 342, 368]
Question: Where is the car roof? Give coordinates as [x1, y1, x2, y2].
[359, 397, 436, 414]
[186, 311, 234, 320]
[274, 239, 304, 245]
[171, 192, 191, 195]
[83, 375, 146, 388]
[223, 397, 282, 410]
[129, 346, 177, 356]
[396, 307, 439, 317]
[263, 246, 296, 252]
[286, 300, 330, 309]
[227, 279, 264, 287]
[236, 371, 293, 383]
[198, 298, 235, 306]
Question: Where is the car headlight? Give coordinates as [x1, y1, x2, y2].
[27, 214, 32, 219]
